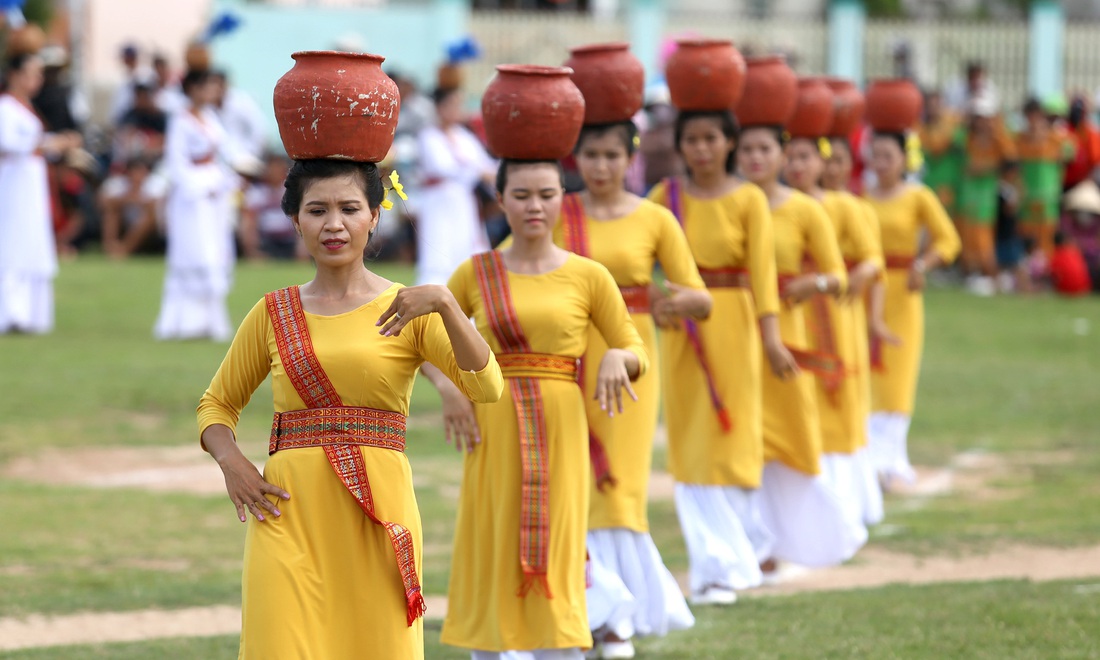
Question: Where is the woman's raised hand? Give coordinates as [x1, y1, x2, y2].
[377, 284, 451, 336]
[595, 349, 639, 416]
[218, 453, 290, 523]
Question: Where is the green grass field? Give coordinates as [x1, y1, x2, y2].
[1, 256, 1099, 658]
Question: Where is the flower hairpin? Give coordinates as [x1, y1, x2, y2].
[817, 137, 833, 159]
[381, 170, 408, 210]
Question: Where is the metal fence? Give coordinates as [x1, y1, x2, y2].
[468, 11, 1100, 110]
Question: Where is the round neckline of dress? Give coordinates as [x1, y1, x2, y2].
[505, 252, 575, 277]
[301, 282, 400, 318]
[579, 196, 646, 223]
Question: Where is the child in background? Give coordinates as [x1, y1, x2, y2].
[919, 90, 965, 226]
[994, 162, 1025, 293]
[1050, 231, 1092, 296]
[1015, 97, 1074, 262]
[99, 155, 168, 258]
[239, 153, 300, 260]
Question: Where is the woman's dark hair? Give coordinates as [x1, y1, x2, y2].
[432, 85, 461, 106]
[872, 131, 907, 155]
[1022, 97, 1042, 116]
[494, 159, 565, 195]
[2, 53, 37, 92]
[829, 136, 853, 158]
[574, 120, 639, 157]
[739, 124, 788, 148]
[674, 109, 740, 173]
[281, 159, 386, 216]
[181, 69, 211, 96]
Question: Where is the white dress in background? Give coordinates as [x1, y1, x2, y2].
[154, 106, 238, 341]
[0, 94, 57, 334]
[415, 124, 495, 285]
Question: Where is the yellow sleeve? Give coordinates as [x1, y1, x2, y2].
[803, 198, 848, 291]
[196, 299, 273, 443]
[742, 185, 780, 317]
[918, 186, 961, 264]
[843, 196, 882, 268]
[412, 310, 503, 404]
[447, 259, 475, 317]
[653, 204, 705, 289]
[646, 179, 669, 209]
[586, 260, 649, 377]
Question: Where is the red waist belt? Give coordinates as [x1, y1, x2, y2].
[619, 285, 651, 313]
[192, 153, 215, 165]
[497, 352, 579, 381]
[269, 406, 407, 454]
[884, 254, 915, 269]
[700, 267, 750, 289]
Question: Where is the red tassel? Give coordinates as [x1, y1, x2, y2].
[517, 573, 555, 599]
[717, 407, 733, 433]
[589, 435, 617, 492]
[406, 589, 426, 627]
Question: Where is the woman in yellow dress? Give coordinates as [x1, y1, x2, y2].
[648, 109, 796, 604]
[821, 135, 895, 525]
[559, 121, 707, 657]
[197, 159, 504, 660]
[433, 159, 647, 659]
[738, 124, 865, 569]
[784, 128, 883, 532]
[863, 133, 961, 487]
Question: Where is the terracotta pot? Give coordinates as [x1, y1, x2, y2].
[865, 78, 922, 132]
[5, 24, 47, 57]
[564, 42, 644, 124]
[665, 38, 746, 111]
[273, 51, 401, 162]
[481, 64, 585, 160]
[734, 55, 798, 127]
[786, 78, 835, 138]
[184, 42, 211, 72]
[823, 77, 865, 138]
[437, 63, 463, 91]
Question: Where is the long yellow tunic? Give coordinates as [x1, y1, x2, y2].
[761, 190, 846, 475]
[551, 199, 705, 531]
[809, 191, 883, 454]
[197, 284, 504, 660]
[442, 254, 647, 652]
[852, 197, 885, 442]
[647, 180, 779, 488]
[863, 185, 961, 415]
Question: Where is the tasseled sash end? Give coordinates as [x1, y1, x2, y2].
[406, 587, 426, 627]
[517, 573, 554, 599]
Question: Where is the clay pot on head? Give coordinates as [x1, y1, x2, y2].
[564, 42, 644, 124]
[734, 55, 798, 128]
[665, 38, 747, 112]
[184, 42, 212, 72]
[437, 63, 464, 91]
[865, 78, 923, 133]
[823, 77, 865, 138]
[5, 24, 47, 57]
[273, 51, 401, 162]
[481, 64, 585, 160]
[787, 77, 835, 139]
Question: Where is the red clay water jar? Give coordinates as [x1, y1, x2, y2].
[735, 55, 799, 128]
[273, 51, 401, 162]
[665, 38, 747, 112]
[865, 78, 923, 133]
[481, 64, 585, 160]
[564, 42, 644, 124]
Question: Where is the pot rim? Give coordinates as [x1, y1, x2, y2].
[746, 54, 790, 67]
[568, 41, 630, 56]
[290, 50, 386, 63]
[866, 77, 918, 87]
[495, 64, 575, 77]
[673, 37, 736, 49]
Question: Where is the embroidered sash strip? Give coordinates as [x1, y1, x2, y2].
[265, 286, 425, 626]
[776, 274, 846, 393]
[664, 177, 733, 432]
[472, 252, 555, 598]
[559, 193, 618, 492]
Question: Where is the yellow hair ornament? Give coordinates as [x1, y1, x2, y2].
[905, 132, 924, 173]
[817, 137, 833, 159]
[380, 169, 408, 211]
[633, 134, 641, 148]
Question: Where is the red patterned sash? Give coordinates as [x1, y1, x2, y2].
[559, 192, 619, 491]
[264, 286, 425, 626]
[663, 177, 733, 431]
[472, 252, 557, 598]
[777, 273, 846, 395]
